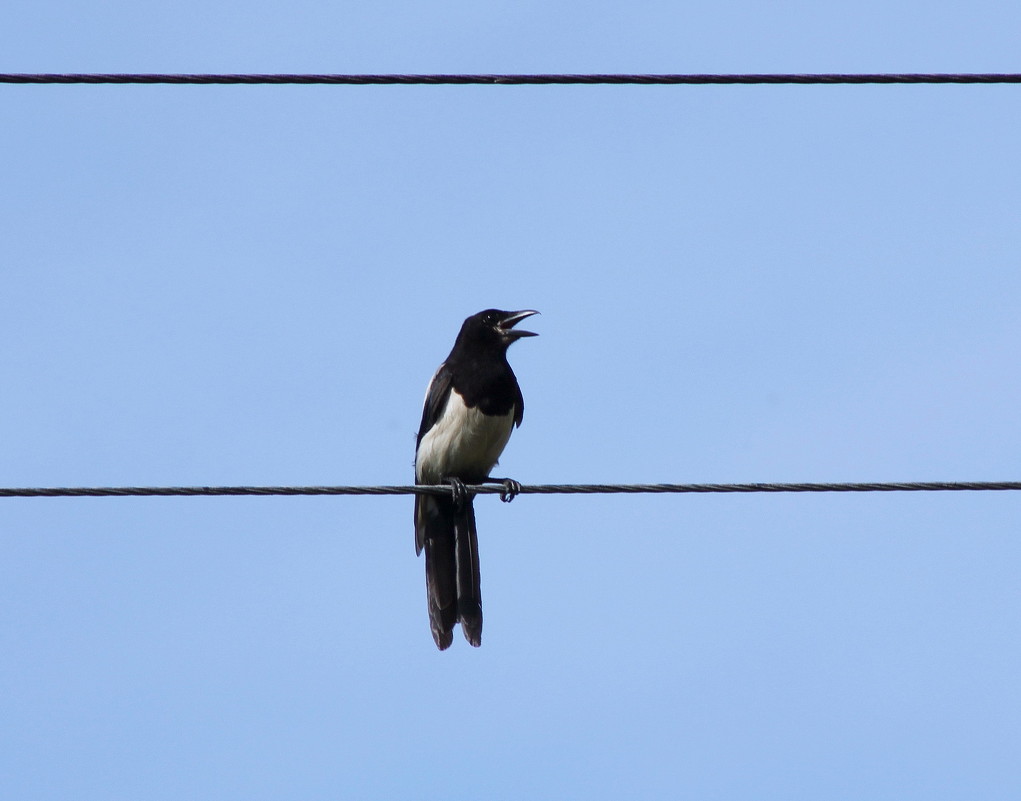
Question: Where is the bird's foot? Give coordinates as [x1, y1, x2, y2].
[498, 478, 522, 503]
[446, 477, 469, 510]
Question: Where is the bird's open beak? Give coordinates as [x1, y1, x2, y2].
[499, 309, 539, 339]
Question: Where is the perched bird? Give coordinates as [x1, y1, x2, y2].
[414, 309, 539, 650]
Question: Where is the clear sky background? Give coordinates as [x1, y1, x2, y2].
[2, 2, 1020, 799]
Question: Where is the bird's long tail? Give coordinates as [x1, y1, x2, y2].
[455, 498, 482, 647]
[416, 494, 482, 649]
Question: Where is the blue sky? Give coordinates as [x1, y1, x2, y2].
[2, 2, 1020, 799]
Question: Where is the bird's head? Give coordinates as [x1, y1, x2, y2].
[457, 309, 540, 350]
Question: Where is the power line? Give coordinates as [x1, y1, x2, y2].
[1, 480, 1020, 499]
[2, 73, 1021, 86]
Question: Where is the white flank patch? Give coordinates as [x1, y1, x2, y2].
[416, 390, 515, 483]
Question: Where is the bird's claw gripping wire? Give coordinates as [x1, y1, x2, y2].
[499, 479, 522, 503]
[446, 477, 469, 510]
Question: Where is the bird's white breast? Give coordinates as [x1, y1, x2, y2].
[416, 390, 515, 484]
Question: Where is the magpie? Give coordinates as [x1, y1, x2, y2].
[414, 308, 538, 650]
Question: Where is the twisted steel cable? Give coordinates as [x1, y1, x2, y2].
[1, 480, 1019, 498]
[2, 73, 1021, 86]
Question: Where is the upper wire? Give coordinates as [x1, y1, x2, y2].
[2, 73, 1021, 85]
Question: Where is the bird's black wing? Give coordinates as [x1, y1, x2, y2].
[415, 361, 461, 648]
[414, 361, 453, 556]
[416, 362, 453, 446]
[512, 371, 525, 427]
